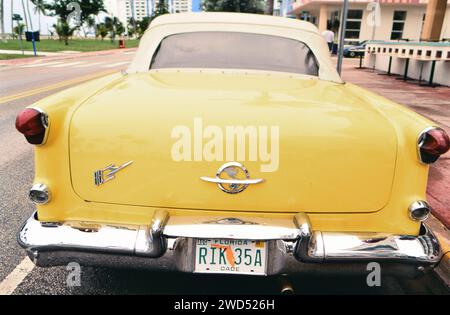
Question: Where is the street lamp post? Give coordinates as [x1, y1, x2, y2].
[336, 0, 349, 75]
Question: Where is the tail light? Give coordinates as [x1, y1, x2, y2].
[418, 127, 450, 164]
[15, 108, 48, 145]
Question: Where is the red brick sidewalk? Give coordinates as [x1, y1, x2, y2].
[341, 58, 450, 228]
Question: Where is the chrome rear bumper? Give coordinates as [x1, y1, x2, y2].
[18, 211, 442, 277]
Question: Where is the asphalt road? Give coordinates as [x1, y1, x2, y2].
[0, 52, 448, 295]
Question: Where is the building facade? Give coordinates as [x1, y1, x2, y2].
[290, 0, 450, 43]
[104, 0, 154, 23]
[104, 0, 195, 26]
[274, 0, 296, 16]
[170, 0, 193, 13]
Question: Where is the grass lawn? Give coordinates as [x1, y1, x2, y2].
[0, 53, 34, 60]
[0, 38, 140, 52]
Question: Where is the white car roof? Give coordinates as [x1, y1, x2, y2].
[127, 12, 342, 83]
[150, 12, 320, 34]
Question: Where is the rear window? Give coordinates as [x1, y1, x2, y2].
[150, 32, 319, 76]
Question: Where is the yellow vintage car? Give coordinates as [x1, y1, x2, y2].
[15, 13, 449, 277]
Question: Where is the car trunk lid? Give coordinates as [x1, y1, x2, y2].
[69, 71, 397, 213]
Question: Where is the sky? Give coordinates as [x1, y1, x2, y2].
[192, 0, 201, 12]
[3, 0, 56, 34]
[3, 0, 203, 35]
[3, 1, 57, 35]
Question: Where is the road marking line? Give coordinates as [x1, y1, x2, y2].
[0, 257, 35, 295]
[101, 61, 129, 68]
[49, 61, 85, 68]
[21, 61, 64, 68]
[0, 69, 117, 104]
[123, 51, 136, 55]
[73, 62, 106, 68]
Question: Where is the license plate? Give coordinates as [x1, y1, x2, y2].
[194, 239, 266, 275]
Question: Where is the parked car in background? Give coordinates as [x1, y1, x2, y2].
[15, 13, 448, 278]
[344, 40, 368, 57]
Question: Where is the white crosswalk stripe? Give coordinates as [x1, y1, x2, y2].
[18, 60, 131, 70]
[21, 61, 64, 68]
[73, 62, 106, 68]
[49, 61, 86, 68]
[100, 61, 130, 68]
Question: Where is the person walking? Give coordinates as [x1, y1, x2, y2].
[321, 25, 335, 52]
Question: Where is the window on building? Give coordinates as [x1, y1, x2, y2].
[391, 11, 407, 40]
[345, 10, 363, 39]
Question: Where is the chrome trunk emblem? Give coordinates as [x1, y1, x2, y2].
[200, 162, 264, 194]
[94, 161, 133, 186]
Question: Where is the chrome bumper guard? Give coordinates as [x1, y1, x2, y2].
[18, 211, 442, 276]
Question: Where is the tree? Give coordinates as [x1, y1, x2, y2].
[104, 16, 123, 42]
[11, 13, 24, 52]
[127, 17, 137, 38]
[53, 18, 75, 45]
[21, 0, 29, 30]
[202, 0, 265, 14]
[45, 0, 106, 45]
[26, 0, 34, 30]
[135, 0, 168, 38]
[10, 0, 13, 39]
[0, 0, 6, 42]
[104, 16, 114, 41]
[12, 13, 23, 37]
[154, 0, 169, 16]
[46, 0, 106, 28]
[265, 0, 274, 15]
[31, 0, 47, 31]
[78, 0, 106, 25]
[85, 15, 95, 38]
[137, 16, 150, 38]
[13, 23, 25, 38]
[95, 22, 108, 40]
[116, 21, 125, 37]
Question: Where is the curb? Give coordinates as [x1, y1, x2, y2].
[0, 56, 47, 66]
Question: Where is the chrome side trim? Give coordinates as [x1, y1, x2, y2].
[306, 226, 441, 263]
[19, 214, 138, 254]
[18, 211, 167, 258]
